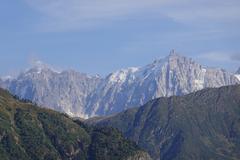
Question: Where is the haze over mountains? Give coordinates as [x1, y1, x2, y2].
[0, 51, 239, 118]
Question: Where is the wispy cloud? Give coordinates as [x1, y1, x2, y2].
[165, 1, 240, 24]
[24, 0, 167, 31]
[27, 53, 61, 72]
[198, 51, 240, 62]
[231, 53, 240, 61]
[23, 0, 240, 32]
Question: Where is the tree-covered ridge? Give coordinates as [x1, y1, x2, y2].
[0, 88, 150, 160]
[93, 85, 240, 160]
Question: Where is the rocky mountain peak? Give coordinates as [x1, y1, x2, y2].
[23, 60, 62, 77]
[27, 66, 53, 74]
[169, 49, 178, 56]
[167, 50, 188, 63]
[165, 50, 196, 71]
[107, 67, 139, 83]
[168, 49, 184, 59]
[17, 67, 56, 80]
[1, 51, 239, 118]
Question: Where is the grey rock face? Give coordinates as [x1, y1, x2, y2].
[1, 52, 239, 118]
[2, 67, 101, 117]
[85, 53, 239, 117]
[234, 67, 240, 81]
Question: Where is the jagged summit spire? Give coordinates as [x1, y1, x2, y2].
[168, 49, 181, 58]
[167, 49, 183, 60]
[152, 50, 183, 65]
[169, 49, 176, 55]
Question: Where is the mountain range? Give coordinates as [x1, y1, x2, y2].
[0, 51, 239, 118]
[90, 84, 240, 160]
[0, 68, 101, 118]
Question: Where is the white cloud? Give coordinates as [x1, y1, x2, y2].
[164, 1, 240, 23]
[198, 51, 240, 62]
[28, 54, 48, 68]
[28, 57, 62, 73]
[24, 0, 167, 31]
[231, 53, 240, 61]
[24, 0, 240, 31]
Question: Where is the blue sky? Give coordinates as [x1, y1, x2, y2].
[0, 0, 240, 77]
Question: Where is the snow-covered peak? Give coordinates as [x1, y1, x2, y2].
[150, 50, 186, 67]
[23, 61, 61, 77]
[2, 50, 239, 118]
[234, 67, 240, 82]
[107, 51, 193, 85]
[1, 75, 13, 81]
[168, 49, 185, 59]
[31, 60, 49, 72]
[167, 52, 190, 64]
[168, 49, 179, 57]
[23, 67, 53, 78]
[139, 51, 188, 75]
[24, 60, 60, 74]
[235, 75, 240, 81]
[27, 66, 47, 74]
[108, 67, 139, 83]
